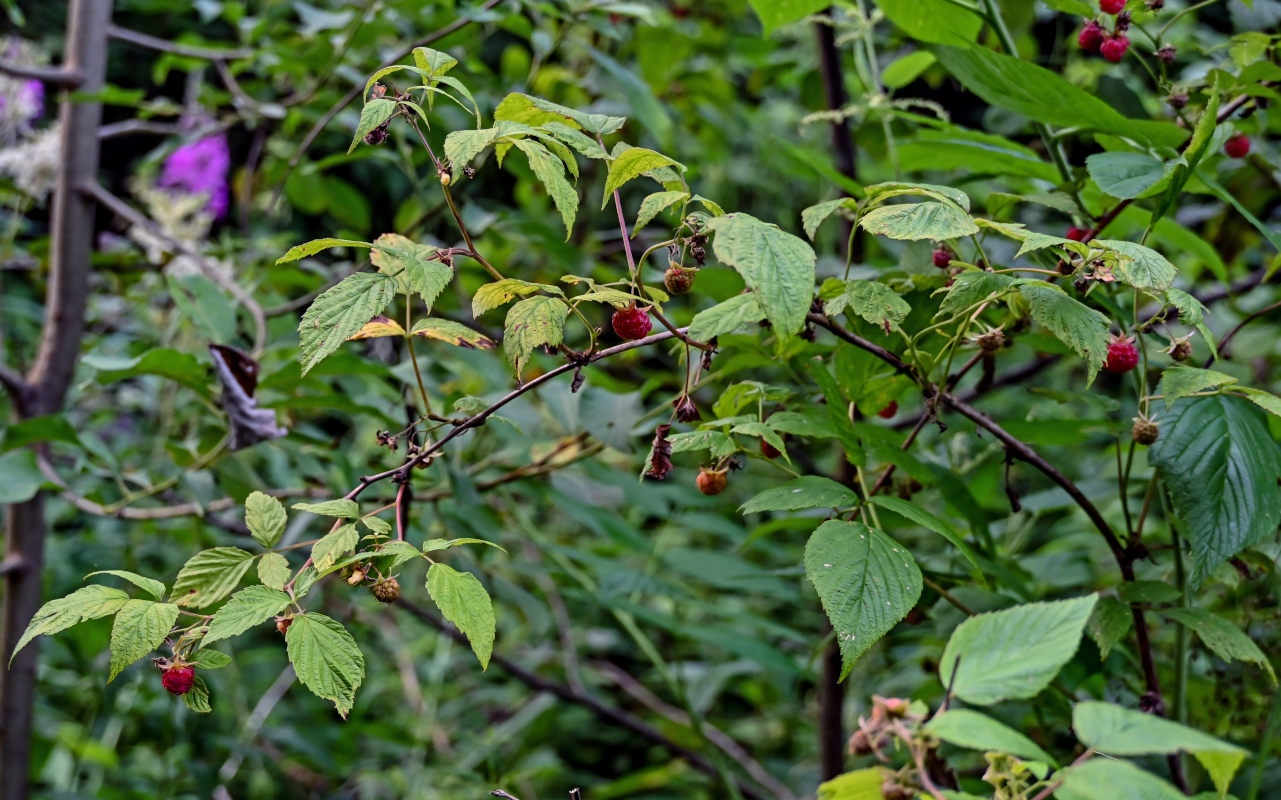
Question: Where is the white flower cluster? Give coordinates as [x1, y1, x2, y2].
[126, 176, 232, 280]
[0, 37, 55, 201]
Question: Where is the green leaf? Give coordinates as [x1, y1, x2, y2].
[443, 126, 501, 178]
[687, 293, 766, 341]
[244, 491, 286, 549]
[426, 563, 495, 669]
[1087, 596, 1133, 659]
[1239, 387, 1281, 418]
[109, 599, 180, 681]
[291, 499, 359, 518]
[740, 476, 857, 514]
[1087, 152, 1169, 200]
[11, 585, 129, 661]
[633, 190, 689, 237]
[1073, 701, 1248, 795]
[938, 271, 1016, 316]
[85, 570, 165, 601]
[804, 520, 922, 680]
[939, 595, 1098, 705]
[193, 649, 231, 669]
[802, 198, 855, 240]
[1018, 282, 1110, 384]
[170, 548, 255, 609]
[1163, 607, 1276, 684]
[1096, 240, 1177, 290]
[601, 147, 683, 209]
[348, 98, 396, 154]
[925, 709, 1056, 764]
[513, 138, 580, 239]
[822, 279, 910, 332]
[882, 50, 938, 89]
[934, 46, 1186, 148]
[706, 213, 816, 338]
[864, 181, 971, 212]
[747, 0, 828, 33]
[1117, 580, 1182, 604]
[202, 586, 291, 646]
[1056, 759, 1184, 800]
[1149, 396, 1281, 584]
[298, 272, 398, 375]
[816, 768, 884, 800]
[494, 92, 626, 135]
[257, 553, 291, 591]
[286, 612, 365, 718]
[503, 295, 569, 376]
[1157, 366, 1237, 410]
[471, 278, 560, 318]
[275, 238, 372, 264]
[406, 317, 495, 349]
[310, 524, 359, 573]
[411, 46, 458, 78]
[873, 0, 983, 46]
[183, 676, 212, 713]
[370, 234, 452, 310]
[865, 495, 984, 578]
[858, 201, 977, 241]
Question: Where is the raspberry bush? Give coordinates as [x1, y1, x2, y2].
[1, 2, 1279, 799]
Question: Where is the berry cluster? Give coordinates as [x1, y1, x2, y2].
[1077, 1, 1131, 64]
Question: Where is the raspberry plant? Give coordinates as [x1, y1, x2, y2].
[2, 1, 1279, 798]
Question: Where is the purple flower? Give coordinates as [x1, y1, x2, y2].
[158, 133, 231, 218]
[21, 80, 42, 121]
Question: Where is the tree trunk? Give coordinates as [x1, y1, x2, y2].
[0, 2, 112, 798]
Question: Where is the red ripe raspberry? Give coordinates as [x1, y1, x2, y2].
[932, 248, 953, 268]
[611, 303, 653, 340]
[695, 467, 728, 496]
[1224, 134, 1250, 159]
[162, 666, 195, 696]
[1101, 35, 1130, 63]
[878, 400, 898, 419]
[1078, 20, 1105, 51]
[1066, 226, 1092, 241]
[1100, 0, 1125, 13]
[760, 439, 781, 459]
[1104, 336, 1140, 374]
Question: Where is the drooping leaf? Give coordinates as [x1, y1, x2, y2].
[513, 138, 580, 239]
[1087, 596, 1133, 659]
[1148, 396, 1281, 584]
[170, 548, 255, 609]
[85, 570, 165, 601]
[865, 495, 984, 578]
[938, 271, 1016, 316]
[740, 476, 857, 514]
[821, 279, 910, 332]
[804, 520, 922, 679]
[310, 524, 359, 573]
[183, 676, 212, 713]
[202, 586, 291, 646]
[370, 233, 452, 309]
[11, 585, 129, 661]
[1018, 282, 1110, 383]
[816, 768, 885, 800]
[291, 499, 359, 518]
[802, 198, 856, 240]
[1096, 240, 1177, 290]
[493, 92, 626, 135]
[298, 272, 398, 375]
[633, 190, 689, 236]
[1056, 758, 1184, 800]
[348, 98, 397, 154]
[939, 595, 1098, 705]
[426, 563, 496, 669]
[275, 238, 373, 264]
[286, 612, 365, 717]
[1087, 152, 1169, 200]
[109, 599, 180, 681]
[864, 181, 971, 212]
[706, 213, 815, 338]
[1157, 366, 1236, 410]
[601, 147, 683, 209]
[257, 552, 291, 591]
[244, 491, 287, 549]
[687, 293, 766, 341]
[471, 278, 561, 318]
[925, 709, 1056, 764]
[1162, 607, 1276, 684]
[503, 295, 569, 376]
[410, 318, 496, 349]
[858, 201, 977, 241]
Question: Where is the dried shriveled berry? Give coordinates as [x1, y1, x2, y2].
[1167, 92, 1188, 109]
[611, 303, 653, 340]
[1224, 134, 1250, 159]
[663, 266, 696, 295]
[1133, 417, 1160, 445]
[695, 467, 728, 496]
[1170, 339, 1192, 362]
[1101, 34, 1130, 63]
[275, 616, 292, 635]
[371, 576, 401, 603]
[1157, 45, 1176, 64]
[162, 665, 195, 696]
[977, 330, 1006, 353]
[1105, 336, 1140, 374]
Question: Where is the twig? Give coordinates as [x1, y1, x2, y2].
[0, 62, 81, 86]
[107, 25, 253, 60]
[1205, 298, 1281, 366]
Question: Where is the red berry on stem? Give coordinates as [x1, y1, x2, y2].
[1104, 336, 1140, 374]
[611, 303, 653, 340]
[162, 666, 195, 696]
[696, 467, 728, 496]
[1078, 20, 1105, 51]
[1224, 134, 1250, 159]
[878, 400, 898, 419]
[1100, 35, 1130, 63]
[1100, 0, 1125, 13]
[1066, 226, 1091, 241]
[932, 248, 952, 268]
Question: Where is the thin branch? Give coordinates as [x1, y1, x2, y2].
[0, 362, 26, 402]
[0, 62, 81, 86]
[107, 25, 253, 60]
[398, 600, 773, 800]
[1205, 298, 1281, 366]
